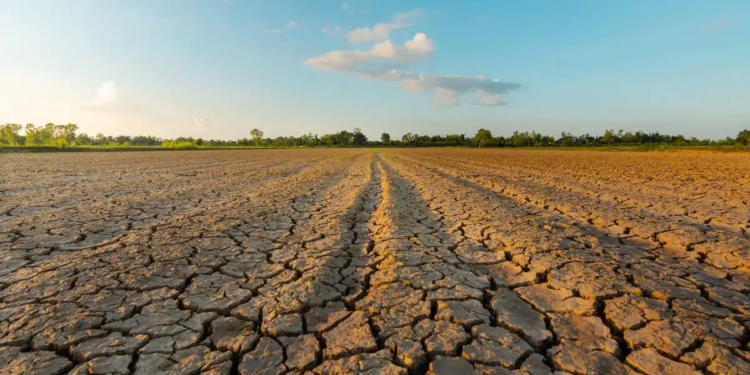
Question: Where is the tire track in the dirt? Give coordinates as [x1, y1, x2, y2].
[223, 152, 409, 374]
[349, 156, 563, 374]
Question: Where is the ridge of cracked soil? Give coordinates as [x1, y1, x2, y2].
[0, 149, 748, 375]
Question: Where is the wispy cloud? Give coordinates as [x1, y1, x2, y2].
[265, 21, 303, 33]
[704, 19, 727, 32]
[476, 15, 491, 24]
[342, 2, 349, 10]
[321, 24, 344, 35]
[478, 91, 505, 106]
[347, 10, 419, 43]
[433, 87, 458, 107]
[398, 73, 520, 107]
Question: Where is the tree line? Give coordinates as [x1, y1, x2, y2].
[1, 123, 749, 149]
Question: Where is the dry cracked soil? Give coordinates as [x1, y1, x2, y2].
[0, 149, 748, 375]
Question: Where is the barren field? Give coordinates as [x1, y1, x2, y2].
[1, 149, 749, 375]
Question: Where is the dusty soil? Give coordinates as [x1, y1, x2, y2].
[0, 149, 748, 375]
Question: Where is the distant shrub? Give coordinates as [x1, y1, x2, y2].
[161, 141, 198, 149]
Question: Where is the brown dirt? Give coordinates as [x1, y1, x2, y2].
[0, 149, 747, 375]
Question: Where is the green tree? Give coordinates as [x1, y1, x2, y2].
[55, 124, 78, 146]
[474, 128, 493, 148]
[603, 129, 615, 145]
[402, 133, 418, 146]
[76, 133, 93, 145]
[250, 128, 264, 146]
[321, 134, 336, 147]
[352, 128, 368, 146]
[24, 124, 44, 145]
[381, 133, 391, 144]
[334, 130, 353, 147]
[736, 129, 750, 146]
[0, 124, 22, 145]
[558, 132, 574, 147]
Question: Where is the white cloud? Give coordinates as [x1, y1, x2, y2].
[305, 16, 521, 107]
[399, 74, 520, 107]
[347, 10, 418, 43]
[305, 33, 434, 72]
[287, 21, 303, 29]
[321, 24, 344, 35]
[342, 2, 349, 10]
[433, 88, 458, 107]
[193, 117, 205, 125]
[307, 43, 520, 107]
[88, 81, 118, 106]
[477, 91, 505, 106]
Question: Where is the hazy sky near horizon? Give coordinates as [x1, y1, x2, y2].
[1, 0, 748, 140]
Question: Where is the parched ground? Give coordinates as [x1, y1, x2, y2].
[0, 149, 748, 375]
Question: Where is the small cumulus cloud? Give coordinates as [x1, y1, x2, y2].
[347, 10, 419, 43]
[87, 81, 119, 106]
[305, 33, 434, 72]
[342, 2, 349, 10]
[287, 21, 304, 29]
[191, 117, 209, 134]
[83, 81, 166, 118]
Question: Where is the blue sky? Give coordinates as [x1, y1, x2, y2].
[1, 0, 748, 140]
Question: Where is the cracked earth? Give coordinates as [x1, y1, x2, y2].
[0, 149, 748, 375]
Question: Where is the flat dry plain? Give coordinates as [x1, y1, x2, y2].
[0, 149, 749, 375]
